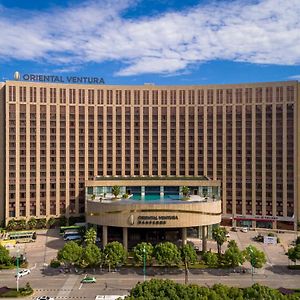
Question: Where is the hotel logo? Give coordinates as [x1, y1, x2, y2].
[14, 71, 21, 80]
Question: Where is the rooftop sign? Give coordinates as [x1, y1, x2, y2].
[13, 71, 105, 85]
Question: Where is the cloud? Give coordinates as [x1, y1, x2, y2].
[0, 0, 299, 75]
[288, 75, 300, 80]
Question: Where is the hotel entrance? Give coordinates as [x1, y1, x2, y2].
[128, 228, 180, 248]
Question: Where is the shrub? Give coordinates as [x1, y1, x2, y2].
[0, 264, 14, 270]
[50, 259, 61, 268]
[202, 251, 218, 267]
[288, 265, 300, 270]
[0, 283, 33, 297]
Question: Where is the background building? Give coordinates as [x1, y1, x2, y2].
[0, 80, 299, 230]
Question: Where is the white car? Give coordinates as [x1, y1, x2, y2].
[36, 296, 55, 300]
[225, 233, 230, 238]
[241, 227, 248, 233]
[15, 269, 31, 277]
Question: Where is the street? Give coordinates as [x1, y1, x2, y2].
[1, 266, 300, 299]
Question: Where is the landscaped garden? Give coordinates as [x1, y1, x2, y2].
[53, 226, 267, 278]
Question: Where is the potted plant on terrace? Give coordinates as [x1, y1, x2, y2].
[181, 186, 190, 200]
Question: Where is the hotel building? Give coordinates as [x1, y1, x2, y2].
[0, 79, 299, 230]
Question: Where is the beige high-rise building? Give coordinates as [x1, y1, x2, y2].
[0, 79, 299, 230]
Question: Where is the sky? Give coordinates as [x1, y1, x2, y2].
[0, 0, 300, 85]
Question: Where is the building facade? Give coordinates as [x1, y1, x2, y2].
[1, 80, 299, 230]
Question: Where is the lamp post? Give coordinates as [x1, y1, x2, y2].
[16, 247, 20, 292]
[184, 257, 188, 285]
[143, 246, 146, 282]
[105, 253, 111, 273]
[248, 247, 255, 284]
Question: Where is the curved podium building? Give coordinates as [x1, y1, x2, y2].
[85, 176, 221, 249]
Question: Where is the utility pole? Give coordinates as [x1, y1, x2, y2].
[184, 257, 188, 285]
[143, 246, 146, 282]
[16, 247, 20, 292]
[249, 247, 255, 284]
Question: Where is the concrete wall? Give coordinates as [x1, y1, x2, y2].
[86, 199, 222, 228]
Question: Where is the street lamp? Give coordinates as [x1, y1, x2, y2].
[143, 246, 146, 282]
[105, 253, 111, 273]
[16, 247, 20, 292]
[248, 247, 255, 284]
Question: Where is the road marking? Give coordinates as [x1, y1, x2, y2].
[56, 275, 78, 298]
[79, 273, 87, 290]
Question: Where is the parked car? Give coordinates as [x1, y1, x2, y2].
[231, 227, 238, 232]
[253, 234, 264, 242]
[225, 232, 230, 238]
[15, 269, 31, 277]
[36, 296, 54, 300]
[241, 227, 248, 233]
[81, 276, 96, 283]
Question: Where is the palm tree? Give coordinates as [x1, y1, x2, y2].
[37, 218, 47, 229]
[84, 227, 97, 245]
[6, 219, 17, 231]
[112, 186, 120, 199]
[181, 186, 190, 199]
[27, 217, 37, 229]
[212, 226, 228, 255]
[17, 219, 27, 230]
[47, 217, 56, 229]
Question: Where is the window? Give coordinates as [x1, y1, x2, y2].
[9, 86, 16, 102]
[20, 87, 26, 102]
[50, 88, 56, 103]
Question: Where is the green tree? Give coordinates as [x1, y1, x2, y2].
[111, 186, 121, 198]
[181, 244, 197, 266]
[181, 186, 190, 198]
[123, 279, 295, 300]
[243, 283, 294, 300]
[104, 241, 126, 271]
[154, 242, 181, 267]
[27, 217, 37, 230]
[17, 219, 27, 230]
[84, 227, 97, 245]
[244, 245, 266, 269]
[287, 244, 300, 264]
[36, 218, 47, 229]
[81, 244, 102, 268]
[47, 217, 56, 229]
[0, 244, 12, 266]
[202, 251, 218, 267]
[212, 226, 228, 255]
[181, 244, 197, 284]
[6, 219, 17, 231]
[133, 242, 153, 265]
[58, 216, 68, 226]
[57, 241, 83, 266]
[224, 240, 245, 268]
